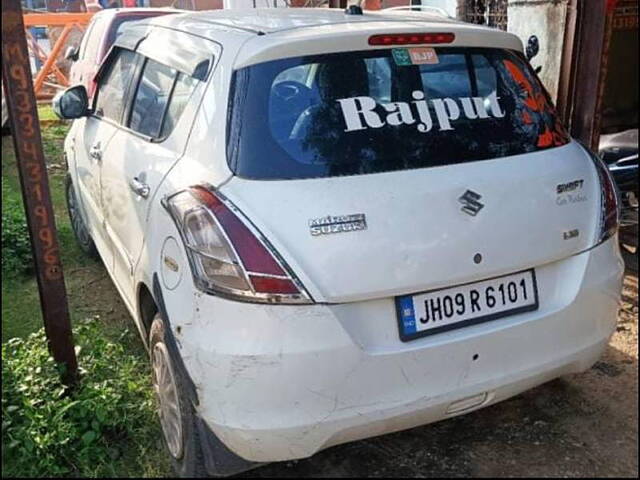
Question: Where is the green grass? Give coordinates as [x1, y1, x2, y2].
[37, 104, 60, 122]
[1, 111, 94, 340]
[1, 106, 172, 477]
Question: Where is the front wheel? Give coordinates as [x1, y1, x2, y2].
[65, 175, 98, 258]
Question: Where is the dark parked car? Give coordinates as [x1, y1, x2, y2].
[599, 128, 639, 256]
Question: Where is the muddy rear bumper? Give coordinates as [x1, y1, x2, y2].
[174, 237, 624, 462]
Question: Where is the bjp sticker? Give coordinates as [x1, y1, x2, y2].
[408, 47, 439, 65]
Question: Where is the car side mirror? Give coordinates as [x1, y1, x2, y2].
[52, 85, 89, 120]
[526, 35, 540, 61]
[64, 45, 79, 62]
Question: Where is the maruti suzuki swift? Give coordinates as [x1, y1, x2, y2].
[53, 7, 625, 477]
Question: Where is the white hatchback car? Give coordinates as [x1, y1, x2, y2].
[53, 7, 625, 477]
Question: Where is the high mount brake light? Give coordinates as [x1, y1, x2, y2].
[164, 186, 311, 304]
[368, 32, 455, 46]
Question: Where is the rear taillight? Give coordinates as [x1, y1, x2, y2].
[368, 32, 455, 46]
[589, 148, 620, 244]
[163, 185, 311, 304]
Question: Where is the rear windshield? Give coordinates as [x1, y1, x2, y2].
[227, 47, 569, 180]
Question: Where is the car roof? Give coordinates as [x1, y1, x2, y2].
[150, 7, 492, 35]
[129, 8, 523, 68]
[93, 7, 183, 21]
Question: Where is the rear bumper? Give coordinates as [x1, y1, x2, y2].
[174, 237, 624, 463]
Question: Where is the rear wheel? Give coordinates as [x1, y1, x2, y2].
[65, 175, 98, 258]
[149, 313, 259, 477]
[149, 314, 206, 478]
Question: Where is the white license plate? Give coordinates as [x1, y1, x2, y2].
[396, 270, 539, 341]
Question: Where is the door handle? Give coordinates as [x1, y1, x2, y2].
[89, 142, 102, 162]
[129, 177, 150, 199]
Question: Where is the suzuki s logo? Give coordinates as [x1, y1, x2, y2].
[458, 190, 485, 216]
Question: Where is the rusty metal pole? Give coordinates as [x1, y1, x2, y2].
[591, 2, 617, 152]
[556, 0, 578, 124]
[556, 0, 614, 151]
[2, 0, 78, 385]
[329, 0, 348, 8]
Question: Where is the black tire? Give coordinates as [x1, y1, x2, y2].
[149, 314, 207, 478]
[65, 175, 98, 258]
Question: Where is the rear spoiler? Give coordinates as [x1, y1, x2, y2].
[381, 5, 452, 19]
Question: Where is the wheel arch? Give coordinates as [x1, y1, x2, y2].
[142, 275, 258, 475]
[137, 281, 158, 342]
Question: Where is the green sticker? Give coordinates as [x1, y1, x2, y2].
[392, 48, 413, 66]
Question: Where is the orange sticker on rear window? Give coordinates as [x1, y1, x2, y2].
[408, 47, 439, 65]
[502, 59, 569, 147]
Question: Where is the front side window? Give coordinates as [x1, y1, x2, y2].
[94, 49, 138, 123]
[228, 47, 570, 180]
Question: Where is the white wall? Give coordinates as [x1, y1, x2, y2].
[419, 0, 457, 17]
[507, 0, 569, 101]
[223, 0, 288, 8]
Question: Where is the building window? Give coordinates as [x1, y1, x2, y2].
[463, 0, 508, 31]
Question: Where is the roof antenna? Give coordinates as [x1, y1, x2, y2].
[345, 0, 364, 15]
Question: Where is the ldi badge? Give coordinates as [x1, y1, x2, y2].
[309, 214, 367, 236]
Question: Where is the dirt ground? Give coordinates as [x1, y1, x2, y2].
[247, 253, 639, 478]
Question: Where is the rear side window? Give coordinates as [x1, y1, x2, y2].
[160, 73, 199, 138]
[94, 49, 138, 122]
[228, 47, 570, 180]
[129, 59, 177, 138]
[128, 63, 199, 139]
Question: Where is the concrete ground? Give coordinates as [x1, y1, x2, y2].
[248, 252, 638, 478]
